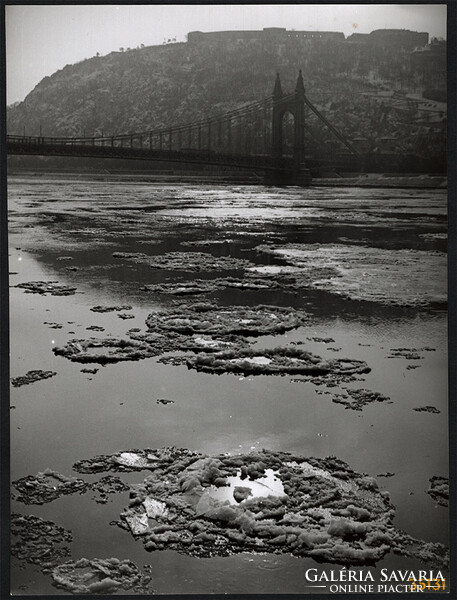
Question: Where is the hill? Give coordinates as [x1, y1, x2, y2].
[7, 29, 446, 168]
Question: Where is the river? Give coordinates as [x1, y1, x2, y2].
[8, 175, 448, 594]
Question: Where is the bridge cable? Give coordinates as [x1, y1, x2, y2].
[303, 95, 360, 156]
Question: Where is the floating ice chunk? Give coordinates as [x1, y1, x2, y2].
[247, 265, 300, 275]
[229, 356, 272, 366]
[124, 513, 149, 535]
[195, 493, 223, 516]
[116, 452, 151, 468]
[51, 557, 151, 594]
[193, 337, 230, 349]
[287, 461, 353, 493]
[143, 497, 168, 519]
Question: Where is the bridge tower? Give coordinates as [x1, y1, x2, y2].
[266, 71, 311, 186]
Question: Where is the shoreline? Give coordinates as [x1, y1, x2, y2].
[312, 174, 447, 189]
[7, 170, 447, 189]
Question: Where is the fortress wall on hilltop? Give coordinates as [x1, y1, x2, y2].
[188, 28, 428, 50]
[187, 28, 345, 46]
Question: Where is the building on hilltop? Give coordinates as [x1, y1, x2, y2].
[187, 30, 263, 44]
[411, 38, 446, 93]
[369, 29, 428, 50]
[347, 29, 428, 50]
[187, 28, 345, 46]
[188, 28, 426, 49]
[283, 30, 344, 42]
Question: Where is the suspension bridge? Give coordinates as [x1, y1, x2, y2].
[7, 72, 360, 186]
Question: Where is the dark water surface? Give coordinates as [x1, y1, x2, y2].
[9, 176, 448, 594]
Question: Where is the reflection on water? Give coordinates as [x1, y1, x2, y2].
[199, 469, 286, 507]
[9, 176, 448, 594]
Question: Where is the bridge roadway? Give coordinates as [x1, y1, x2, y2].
[7, 135, 358, 177]
[7, 135, 296, 174]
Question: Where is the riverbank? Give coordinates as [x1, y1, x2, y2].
[312, 173, 447, 189]
[6, 168, 447, 188]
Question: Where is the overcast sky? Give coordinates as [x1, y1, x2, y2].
[6, 3, 447, 105]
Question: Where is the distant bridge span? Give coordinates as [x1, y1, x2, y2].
[7, 72, 359, 185]
[6, 136, 294, 173]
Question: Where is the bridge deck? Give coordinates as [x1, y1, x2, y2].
[7, 138, 298, 173]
